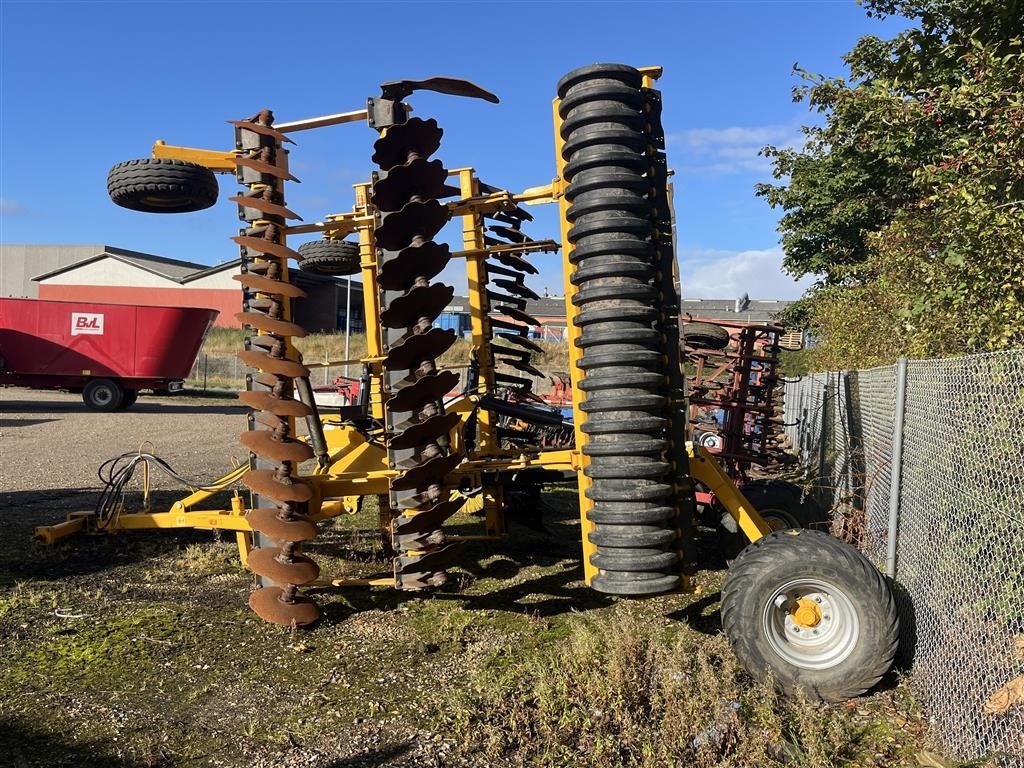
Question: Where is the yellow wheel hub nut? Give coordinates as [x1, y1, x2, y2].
[791, 598, 823, 628]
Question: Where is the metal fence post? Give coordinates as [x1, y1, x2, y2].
[885, 357, 908, 578]
[818, 376, 830, 486]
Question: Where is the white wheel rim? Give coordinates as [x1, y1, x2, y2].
[94, 388, 113, 406]
[762, 577, 859, 670]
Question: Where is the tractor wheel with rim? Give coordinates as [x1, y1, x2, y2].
[721, 529, 898, 701]
[107, 158, 219, 213]
[719, 479, 825, 559]
[682, 321, 730, 350]
[118, 389, 139, 410]
[82, 378, 125, 412]
[298, 240, 361, 276]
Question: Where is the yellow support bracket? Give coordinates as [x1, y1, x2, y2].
[685, 443, 774, 543]
[151, 140, 237, 172]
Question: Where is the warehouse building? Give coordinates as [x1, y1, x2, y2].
[1, 244, 363, 332]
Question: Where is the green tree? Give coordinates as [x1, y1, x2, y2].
[759, 0, 1024, 368]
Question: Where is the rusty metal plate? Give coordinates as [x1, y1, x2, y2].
[228, 119, 294, 144]
[495, 305, 540, 326]
[249, 586, 320, 626]
[380, 76, 499, 104]
[371, 117, 443, 169]
[243, 469, 312, 503]
[493, 206, 534, 224]
[254, 411, 287, 430]
[238, 390, 312, 418]
[390, 411, 461, 451]
[240, 430, 314, 463]
[494, 332, 544, 353]
[378, 240, 451, 291]
[494, 372, 533, 388]
[489, 224, 529, 243]
[493, 278, 540, 301]
[233, 272, 307, 299]
[248, 547, 320, 585]
[231, 235, 303, 262]
[246, 508, 319, 543]
[388, 370, 460, 413]
[391, 453, 464, 491]
[380, 283, 454, 329]
[398, 542, 460, 575]
[234, 154, 299, 182]
[384, 327, 456, 371]
[238, 350, 309, 378]
[488, 251, 539, 275]
[228, 195, 302, 221]
[392, 498, 464, 535]
[490, 343, 531, 360]
[235, 311, 308, 338]
[374, 200, 448, 251]
[502, 358, 546, 379]
[370, 158, 447, 212]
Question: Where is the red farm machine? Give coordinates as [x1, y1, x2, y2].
[36, 64, 898, 702]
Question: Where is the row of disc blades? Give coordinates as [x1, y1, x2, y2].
[557, 63, 682, 596]
[372, 117, 465, 589]
[230, 111, 322, 626]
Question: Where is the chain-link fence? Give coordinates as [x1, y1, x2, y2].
[784, 350, 1024, 764]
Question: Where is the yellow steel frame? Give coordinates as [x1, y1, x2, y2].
[36, 87, 777, 591]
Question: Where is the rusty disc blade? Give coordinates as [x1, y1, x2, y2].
[238, 391, 312, 417]
[380, 283, 454, 329]
[489, 250, 540, 275]
[496, 305, 539, 326]
[234, 155, 300, 182]
[398, 543, 459, 575]
[243, 470, 312, 503]
[392, 498, 464, 535]
[247, 508, 319, 543]
[494, 372, 533, 388]
[490, 343, 531, 360]
[489, 224, 529, 243]
[235, 312, 308, 338]
[238, 350, 309, 379]
[249, 586, 320, 626]
[388, 370, 460, 413]
[384, 328, 456, 371]
[391, 453, 464, 491]
[390, 411, 460, 450]
[233, 272, 307, 299]
[396, 529, 446, 550]
[371, 117, 443, 170]
[503, 358, 546, 378]
[228, 195, 302, 221]
[254, 411, 287, 430]
[232, 235, 302, 262]
[228, 119, 295, 144]
[493, 278, 540, 301]
[371, 158, 447, 212]
[489, 317, 529, 333]
[378, 241, 451, 291]
[240, 430, 314, 463]
[494, 332, 543, 353]
[247, 334, 284, 352]
[374, 200, 448, 251]
[248, 547, 320, 585]
[493, 206, 533, 224]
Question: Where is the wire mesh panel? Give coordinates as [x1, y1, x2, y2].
[897, 352, 1024, 762]
[784, 351, 1024, 764]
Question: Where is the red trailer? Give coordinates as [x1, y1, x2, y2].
[0, 298, 217, 410]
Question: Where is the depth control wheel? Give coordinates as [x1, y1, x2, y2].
[297, 239, 361, 276]
[721, 529, 898, 701]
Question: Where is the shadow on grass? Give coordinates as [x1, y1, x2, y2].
[320, 740, 415, 767]
[0, 718, 148, 768]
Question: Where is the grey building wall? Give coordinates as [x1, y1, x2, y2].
[1, 244, 105, 298]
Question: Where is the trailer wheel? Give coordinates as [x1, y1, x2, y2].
[719, 479, 826, 558]
[107, 158, 218, 213]
[298, 240, 361, 276]
[118, 390, 139, 410]
[83, 379, 124, 411]
[682, 321, 730, 350]
[721, 529, 898, 701]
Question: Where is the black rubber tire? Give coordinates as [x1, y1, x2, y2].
[721, 530, 899, 702]
[682, 321, 730, 350]
[298, 240, 361, 276]
[118, 389, 139, 410]
[107, 158, 218, 213]
[83, 379, 124, 411]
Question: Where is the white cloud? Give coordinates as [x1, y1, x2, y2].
[679, 247, 812, 300]
[668, 124, 803, 177]
[0, 198, 27, 215]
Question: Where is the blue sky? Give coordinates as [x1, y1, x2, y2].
[0, 1, 907, 300]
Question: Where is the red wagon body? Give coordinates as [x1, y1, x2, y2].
[0, 297, 217, 409]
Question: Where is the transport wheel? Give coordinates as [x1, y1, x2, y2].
[721, 529, 898, 701]
[118, 390, 139, 410]
[682, 321, 731, 350]
[298, 240, 361, 276]
[719, 479, 826, 559]
[107, 158, 219, 213]
[82, 379, 124, 411]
